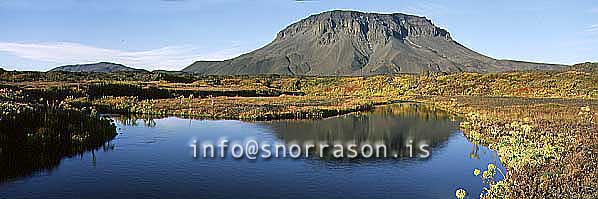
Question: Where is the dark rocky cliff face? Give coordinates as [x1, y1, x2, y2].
[275, 11, 451, 45]
[184, 10, 565, 75]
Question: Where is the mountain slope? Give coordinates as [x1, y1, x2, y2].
[184, 10, 565, 75]
[569, 62, 598, 72]
[50, 62, 147, 73]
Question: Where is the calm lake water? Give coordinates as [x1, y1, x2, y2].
[0, 104, 504, 199]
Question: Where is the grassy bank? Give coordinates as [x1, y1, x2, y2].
[418, 96, 597, 198]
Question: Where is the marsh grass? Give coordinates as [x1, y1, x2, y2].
[423, 96, 597, 198]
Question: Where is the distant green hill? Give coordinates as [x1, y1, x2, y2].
[50, 62, 148, 73]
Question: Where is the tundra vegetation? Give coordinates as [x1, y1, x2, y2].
[0, 63, 597, 198]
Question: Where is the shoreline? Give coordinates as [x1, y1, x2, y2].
[1, 70, 597, 198]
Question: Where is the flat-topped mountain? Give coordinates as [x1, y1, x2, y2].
[50, 62, 147, 73]
[184, 10, 565, 75]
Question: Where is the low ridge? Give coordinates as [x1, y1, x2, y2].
[50, 62, 148, 73]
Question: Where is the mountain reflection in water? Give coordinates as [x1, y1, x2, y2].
[259, 104, 459, 158]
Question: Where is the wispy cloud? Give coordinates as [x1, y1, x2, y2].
[0, 42, 243, 71]
[400, 1, 448, 16]
[586, 24, 598, 32]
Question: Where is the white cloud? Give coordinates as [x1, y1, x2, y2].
[0, 42, 244, 71]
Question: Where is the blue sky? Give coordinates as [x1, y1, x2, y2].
[0, 0, 596, 71]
